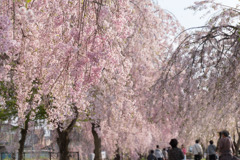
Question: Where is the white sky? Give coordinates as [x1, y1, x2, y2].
[156, 0, 239, 28]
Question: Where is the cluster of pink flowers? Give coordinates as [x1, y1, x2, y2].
[17, 7, 35, 23]
[0, 16, 12, 53]
[5, 0, 236, 159]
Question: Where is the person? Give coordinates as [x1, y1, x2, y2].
[192, 139, 203, 160]
[155, 145, 164, 160]
[181, 144, 187, 160]
[168, 139, 184, 160]
[147, 150, 157, 160]
[218, 130, 234, 160]
[207, 140, 217, 160]
[163, 148, 168, 160]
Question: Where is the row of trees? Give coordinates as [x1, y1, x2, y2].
[151, 0, 240, 154]
[0, 0, 240, 160]
[0, 0, 180, 159]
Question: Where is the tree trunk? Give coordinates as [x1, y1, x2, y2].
[18, 119, 29, 160]
[56, 106, 79, 160]
[233, 132, 240, 156]
[233, 119, 240, 156]
[114, 147, 120, 160]
[91, 123, 102, 160]
[57, 130, 70, 160]
[11, 152, 15, 160]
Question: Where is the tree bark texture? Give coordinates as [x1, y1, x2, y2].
[114, 148, 121, 160]
[18, 119, 29, 160]
[57, 130, 70, 160]
[92, 123, 102, 160]
[233, 132, 240, 156]
[56, 106, 79, 160]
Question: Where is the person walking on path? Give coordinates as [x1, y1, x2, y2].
[155, 145, 164, 160]
[207, 140, 217, 160]
[192, 139, 203, 160]
[148, 150, 157, 160]
[168, 139, 184, 160]
[218, 130, 235, 160]
[163, 148, 168, 160]
[181, 144, 187, 160]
